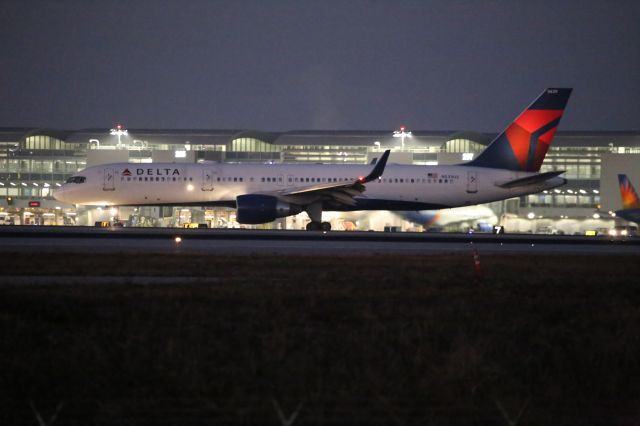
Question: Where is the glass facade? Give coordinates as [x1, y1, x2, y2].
[443, 138, 485, 153]
[282, 146, 368, 163]
[1, 135, 86, 199]
[226, 137, 280, 162]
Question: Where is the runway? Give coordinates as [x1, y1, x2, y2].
[1, 226, 639, 255]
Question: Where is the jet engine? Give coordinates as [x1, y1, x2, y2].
[236, 194, 303, 224]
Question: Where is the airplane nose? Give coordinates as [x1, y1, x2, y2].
[53, 186, 67, 203]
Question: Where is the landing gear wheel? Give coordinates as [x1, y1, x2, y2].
[321, 222, 331, 232]
[306, 221, 322, 231]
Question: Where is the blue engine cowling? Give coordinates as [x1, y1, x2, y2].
[236, 194, 303, 224]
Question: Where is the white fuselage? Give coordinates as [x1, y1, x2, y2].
[54, 162, 565, 211]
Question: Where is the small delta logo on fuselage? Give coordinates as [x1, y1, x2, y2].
[122, 168, 181, 176]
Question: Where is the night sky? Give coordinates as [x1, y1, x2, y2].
[1, 0, 639, 132]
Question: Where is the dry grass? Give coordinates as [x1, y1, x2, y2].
[1, 252, 639, 425]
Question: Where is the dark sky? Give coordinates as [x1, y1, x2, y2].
[1, 0, 639, 132]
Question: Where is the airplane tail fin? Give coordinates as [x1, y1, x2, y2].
[465, 88, 572, 172]
[618, 174, 640, 210]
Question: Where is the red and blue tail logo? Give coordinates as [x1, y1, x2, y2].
[618, 174, 640, 210]
[466, 88, 572, 172]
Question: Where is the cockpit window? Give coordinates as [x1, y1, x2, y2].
[65, 176, 86, 184]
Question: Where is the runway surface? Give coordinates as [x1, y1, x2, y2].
[1, 226, 639, 255]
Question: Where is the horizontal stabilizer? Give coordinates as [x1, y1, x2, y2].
[496, 171, 565, 189]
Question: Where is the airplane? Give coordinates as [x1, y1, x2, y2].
[395, 205, 498, 232]
[54, 88, 572, 231]
[318, 205, 497, 232]
[615, 174, 640, 223]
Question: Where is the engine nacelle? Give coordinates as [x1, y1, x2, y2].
[236, 194, 303, 224]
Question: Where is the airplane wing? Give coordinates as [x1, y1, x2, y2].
[495, 170, 565, 189]
[271, 150, 390, 207]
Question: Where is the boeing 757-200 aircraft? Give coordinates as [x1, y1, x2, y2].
[54, 88, 572, 231]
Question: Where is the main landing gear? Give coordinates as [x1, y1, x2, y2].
[304, 202, 331, 231]
[306, 221, 332, 231]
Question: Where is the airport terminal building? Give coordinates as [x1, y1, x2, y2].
[0, 126, 639, 232]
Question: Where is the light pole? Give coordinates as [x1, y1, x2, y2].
[110, 124, 128, 149]
[393, 126, 412, 151]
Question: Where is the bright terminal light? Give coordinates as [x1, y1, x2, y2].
[593, 213, 600, 219]
[110, 207, 118, 216]
[175, 150, 187, 158]
[55, 183, 62, 187]
[392, 126, 412, 149]
[593, 189, 599, 194]
[527, 212, 535, 219]
[110, 124, 127, 135]
[462, 153, 474, 161]
[579, 189, 586, 194]
[187, 184, 194, 191]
